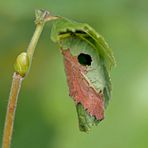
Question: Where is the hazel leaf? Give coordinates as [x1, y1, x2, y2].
[51, 17, 115, 132]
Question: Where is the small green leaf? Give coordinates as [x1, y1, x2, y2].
[51, 17, 115, 132]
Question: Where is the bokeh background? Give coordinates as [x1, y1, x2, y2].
[0, 0, 148, 148]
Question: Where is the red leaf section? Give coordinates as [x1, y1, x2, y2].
[62, 48, 104, 120]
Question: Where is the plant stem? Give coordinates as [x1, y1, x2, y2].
[2, 73, 23, 148]
[2, 10, 57, 148]
[2, 23, 44, 148]
[27, 23, 44, 61]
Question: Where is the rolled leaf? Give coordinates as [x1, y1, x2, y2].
[51, 17, 115, 132]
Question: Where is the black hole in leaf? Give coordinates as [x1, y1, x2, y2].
[78, 53, 92, 66]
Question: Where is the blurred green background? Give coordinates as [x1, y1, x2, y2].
[0, 0, 148, 148]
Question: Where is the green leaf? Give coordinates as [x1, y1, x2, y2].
[51, 17, 115, 132]
[51, 17, 115, 71]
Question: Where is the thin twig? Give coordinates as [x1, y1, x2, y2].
[27, 23, 44, 61]
[2, 10, 58, 148]
[2, 73, 23, 148]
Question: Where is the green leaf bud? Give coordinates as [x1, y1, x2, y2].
[14, 52, 30, 77]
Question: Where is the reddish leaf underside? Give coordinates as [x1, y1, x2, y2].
[62, 48, 104, 120]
